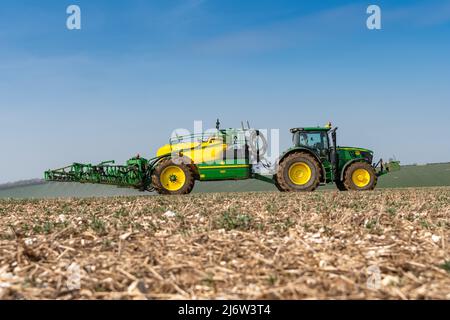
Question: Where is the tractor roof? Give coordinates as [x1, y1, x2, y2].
[290, 127, 331, 133]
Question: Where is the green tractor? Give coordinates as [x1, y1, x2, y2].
[45, 121, 399, 194]
[275, 125, 396, 192]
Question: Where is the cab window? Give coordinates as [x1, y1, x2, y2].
[298, 131, 329, 154]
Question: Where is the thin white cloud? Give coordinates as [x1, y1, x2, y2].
[194, 4, 362, 55]
[165, 0, 208, 21]
[193, 1, 450, 56]
[386, 0, 450, 26]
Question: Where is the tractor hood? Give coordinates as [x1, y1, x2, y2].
[337, 146, 373, 154]
[337, 146, 374, 164]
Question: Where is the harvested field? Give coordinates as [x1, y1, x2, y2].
[0, 188, 449, 299]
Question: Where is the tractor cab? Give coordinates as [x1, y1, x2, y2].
[290, 126, 332, 161]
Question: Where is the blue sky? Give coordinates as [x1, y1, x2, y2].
[1, 0, 450, 183]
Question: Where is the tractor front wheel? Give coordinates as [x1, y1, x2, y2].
[275, 152, 321, 192]
[343, 162, 377, 191]
[152, 158, 195, 195]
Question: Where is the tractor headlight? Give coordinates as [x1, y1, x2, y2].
[361, 151, 373, 163]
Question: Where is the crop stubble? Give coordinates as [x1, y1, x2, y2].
[0, 187, 449, 299]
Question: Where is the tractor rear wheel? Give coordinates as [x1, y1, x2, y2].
[273, 175, 286, 192]
[152, 158, 195, 195]
[343, 162, 377, 191]
[276, 152, 321, 192]
[335, 180, 348, 191]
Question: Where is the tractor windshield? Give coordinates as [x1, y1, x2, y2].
[298, 131, 329, 155]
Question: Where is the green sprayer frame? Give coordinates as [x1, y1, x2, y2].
[44, 156, 166, 191]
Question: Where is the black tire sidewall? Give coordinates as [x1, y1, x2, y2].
[273, 177, 285, 192]
[335, 180, 348, 191]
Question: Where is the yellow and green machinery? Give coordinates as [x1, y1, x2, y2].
[44, 121, 399, 194]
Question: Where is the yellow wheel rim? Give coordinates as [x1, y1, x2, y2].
[288, 162, 312, 185]
[352, 168, 371, 188]
[160, 166, 186, 191]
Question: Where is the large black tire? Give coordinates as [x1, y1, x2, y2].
[343, 162, 377, 191]
[151, 158, 195, 195]
[275, 152, 321, 192]
[335, 180, 348, 191]
[273, 176, 285, 192]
